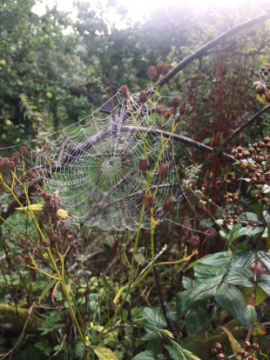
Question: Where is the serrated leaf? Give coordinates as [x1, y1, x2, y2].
[220, 326, 241, 360]
[93, 346, 118, 360]
[143, 307, 167, 328]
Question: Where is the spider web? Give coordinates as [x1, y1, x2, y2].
[1, 89, 181, 231]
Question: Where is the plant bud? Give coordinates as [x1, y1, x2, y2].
[7, 160, 15, 170]
[264, 172, 270, 181]
[264, 136, 270, 143]
[244, 341, 251, 348]
[254, 155, 264, 163]
[215, 342, 222, 350]
[162, 197, 175, 212]
[255, 83, 266, 95]
[158, 163, 168, 181]
[258, 141, 265, 148]
[139, 157, 150, 174]
[43, 241, 50, 247]
[163, 109, 172, 121]
[120, 85, 129, 98]
[12, 153, 19, 163]
[211, 348, 218, 355]
[139, 90, 147, 104]
[242, 151, 250, 158]
[15, 256, 24, 264]
[148, 66, 156, 80]
[51, 234, 59, 243]
[143, 194, 154, 210]
[252, 343, 259, 350]
[19, 146, 28, 156]
[218, 354, 225, 360]
[237, 146, 243, 152]
[46, 227, 53, 238]
[156, 105, 164, 116]
[179, 102, 187, 116]
[172, 96, 180, 108]
[21, 237, 29, 246]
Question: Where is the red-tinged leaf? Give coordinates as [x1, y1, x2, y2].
[242, 285, 268, 306]
[252, 322, 266, 336]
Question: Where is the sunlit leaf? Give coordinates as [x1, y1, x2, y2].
[93, 346, 118, 360]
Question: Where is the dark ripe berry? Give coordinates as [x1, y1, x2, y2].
[148, 66, 156, 80]
[211, 348, 218, 355]
[215, 342, 222, 350]
[143, 194, 155, 210]
[249, 147, 255, 153]
[120, 85, 129, 98]
[237, 146, 243, 153]
[12, 153, 19, 163]
[139, 90, 147, 104]
[255, 83, 267, 95]
[21, 237, 29, 246]
[240, 163, 248, 170]
[158, 163, 168, 181]
[139, 157, 150, 174]
[258, 141, 265, 148]
[266, 142, 270, 149]
[242, 221, 248, 227]
[252, 343, 259, 350]
[255, 155, 265, 163]
[261, 198, 269, 204]
[162, 197, 175, 212]
[244, 341, 251, 348]
[24, 256, 32, 265]
[264, 136, 270, 143]
[15, 256, 24, 264]
[156, 105, 164, 116]
[172, 96, 180, 108]
[258, 177, 266, 184]
[264, 172, 270, 181]
[233, 219, 238, 224]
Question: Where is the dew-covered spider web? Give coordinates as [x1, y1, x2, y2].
[1, 89, 181, 231]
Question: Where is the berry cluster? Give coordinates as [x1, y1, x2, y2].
[211, 341, 259, 359]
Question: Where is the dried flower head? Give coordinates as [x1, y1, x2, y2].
[162, 197, 174, 212]
[163, 109, 172, 122]
[179, 102, 188, 116]
[139, 157, 150, 174]
[148, 66, 156, 81]
[120, 85, 129, 99]
[15, 256, 24, 264]
[162, 63, 170, 75]
[19, 146, 28, 156]
[156, 105, 164, 116]
[158, 163, 168, 181]
[172, 96, 180, 108]
[139, 90, 147, 104]
[12, 153, 19, 163]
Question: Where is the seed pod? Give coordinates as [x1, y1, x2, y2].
[249, 147, 255, 153]
[120, 85, 129, 98]
[172, 96, 180, 108]
[211, 348, 218, 355]
[143, 194, 154, 210]
[261, 198, 269, 204]
[12, 153, 19, 163]
[156, 63, 163, 76]
[162, 197, 175, 212]
[253, 80, 262, 89]
[148, 66, 156, 80]
[158, 163, 168, 181]
[139, 157, 150, 174]
[264, 136, 270, 143]
[242, 151, 250, 158]
[0, 157, 5, 167]
[162, 63, 170, 75]
[215, 342, 222, 350]
[248, 165, 257, 173]
[19, 146, 28, 156]
[253, 142, 258, 148]
[256, 147, 261, 153]
[258, 177, 266, 184]
[46, 227, 53, 238]
[156, 105, 164, 116]
[255, 83, 267, 95]
[258, 141, 265, 148]
[244, 341, 251, 348]
[244, 352, 249, 358]
[255, 155, 265, 163]
[218, 354, 225, 360]
[51, 234, 59, 243]
[252, 343, 259, 350]
[139, 90, 147, 104]
[43, 241, 50, 247]
[266, 142, 270, 150]
[15, 256, 24, 264]
[264, 172, 270, 181]
[234, 153, 242, 160]
[237, 146, 243, 153]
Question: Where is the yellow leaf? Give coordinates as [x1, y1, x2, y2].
[220, 326, 241, 360]
[16, 204, 43, 211]
[57, 209, 71, 218]
[113, 286, 127, 305]
[93, 347, 118, 360]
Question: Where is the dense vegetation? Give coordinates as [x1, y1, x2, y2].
[1, 0, 270, 359]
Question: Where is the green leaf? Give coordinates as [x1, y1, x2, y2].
[228, 227, 250, 246]
[246, 305, 257, 322]
[257, 274, 270, 295]
[215, 286, 250, 326]
[93, 346, 118, 360]
[39, 279, 58, 306]
[220, 326, 241, 360]
[224, 268, 253, 287]
[143, 307, 167, 328]
[194, 264, 226, 280]
[132, 350, 155, 360]
[185, 308, 208, 337]
[196, 252, 230, 268]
